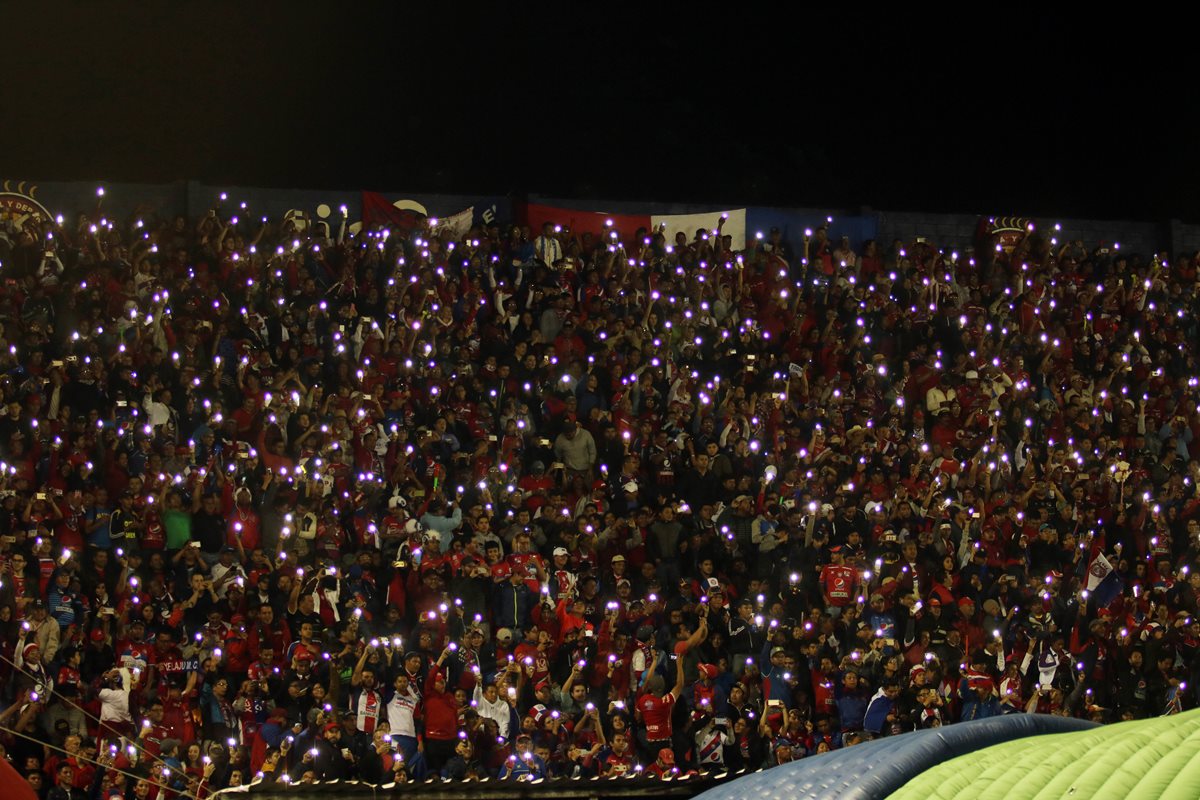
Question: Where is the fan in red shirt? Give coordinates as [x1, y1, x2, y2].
[820, 546, 859, 611]
[635, 610, 702, 756]
[421, 646, 462, 774]
[226, 488, 261, 551]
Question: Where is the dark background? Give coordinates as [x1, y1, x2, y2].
[0, 5, 1192, 221]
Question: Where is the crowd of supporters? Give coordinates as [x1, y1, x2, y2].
[0, 195, 1198, 800]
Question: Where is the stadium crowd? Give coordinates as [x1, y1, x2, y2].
[0, 195, 1198, 800]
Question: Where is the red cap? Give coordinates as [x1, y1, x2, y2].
[957, 597, 975, 609]
[89, 629, 106, 642]
[698, 663, 718, 680]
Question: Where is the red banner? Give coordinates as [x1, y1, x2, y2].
[361, 191, 426, 232]
[518, 202, 651, 247]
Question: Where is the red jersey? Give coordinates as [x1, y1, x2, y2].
[819, 564, 858, 606]
[636, 691, 675, 741]
[226, 508, 261, 551]
[509, 552, 545, 593]
[602, 749, 636, 776]
[141, 512, 166, 551]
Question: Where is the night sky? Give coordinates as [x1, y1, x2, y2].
[0, 6, 1193, 221]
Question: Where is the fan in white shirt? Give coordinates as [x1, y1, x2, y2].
[473, 680, 514, 741]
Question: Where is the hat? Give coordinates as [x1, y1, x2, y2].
[965, 370, 979, 380]
[323, 722, 340, 734]
[928, 597, 941, 606]
[622, 481, 638, 493]
[657, 748, 675, 765]
[89, 629, 106, 642]
[531, 461, 546, 474]
[293, 648, 315, 663]
[698, 663, 718, 680]
[495, 628, 514, 642]
[957, 597, 975, 609]
[770, 646, 786, 656]
[611, 554, 626, 563]
[733, 495, 752, 505]
[526, 704, 548, 725]
[553, 547, 569, 557]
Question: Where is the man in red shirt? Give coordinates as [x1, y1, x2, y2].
[635, 611, 702, 763]
[820, 545, 859, 617]
[646, 747, 679, 779]
[421, 646, 461, 774]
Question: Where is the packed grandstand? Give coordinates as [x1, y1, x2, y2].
[0, 190, 1197, 800]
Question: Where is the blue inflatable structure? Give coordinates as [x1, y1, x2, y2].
[691, 715, 1097, 800]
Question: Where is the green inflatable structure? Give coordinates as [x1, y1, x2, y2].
[887, 709, 1200, 800]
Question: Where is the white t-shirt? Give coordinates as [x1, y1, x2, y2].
[386, 686, 419, 738]
[99, 687, 131, 723]
[473, 685, 511, 740]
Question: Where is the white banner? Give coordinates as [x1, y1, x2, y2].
[437, 206, 474, 240]
[651, 208, 747, 250]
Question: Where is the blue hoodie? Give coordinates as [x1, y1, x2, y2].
[863, 687, 895, 734]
